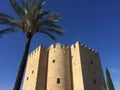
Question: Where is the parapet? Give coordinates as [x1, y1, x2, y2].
[29, 41, 98, 57]
[71, 41, 98, 53]
[28, 45, 46, 57]
[49, 43, 68, 49]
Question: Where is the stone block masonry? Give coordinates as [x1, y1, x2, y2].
[22, 41, 106, 90]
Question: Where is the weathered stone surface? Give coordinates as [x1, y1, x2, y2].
[22, 42, 106, 90]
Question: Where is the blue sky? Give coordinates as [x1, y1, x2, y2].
[0, 0, 120, 90]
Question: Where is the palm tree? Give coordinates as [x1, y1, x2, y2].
[106, 67, 115, 90]
[0, 0, 64, 89]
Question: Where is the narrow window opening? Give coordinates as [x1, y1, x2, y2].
[53, 60, 55, 63]
[57, 78, 60, 84]
[93, 80, 96, 84]
[90, 61, 93, 64]
[32, 70, 34, 74]
[27, 77, 29, 80]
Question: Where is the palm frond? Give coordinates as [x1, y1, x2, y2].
[0, 27, 18, 37]
[39, 30, 55, 40]
[0, 18, 9, 23]
[0, 18, 21, 28]
[37, 0, 45, 10]
[21, 0, 29, 15]
[38, 21, 64, 35]
[30, 0, 36, 8]
[28, 0, 45, 25]
[37, 13, 60, 27]
[37, 12, 64, 35]
[47, 13, 60, 22]
[10, 0, 25, 18]
[0, 12, 14, 20]
[36, 10, 50, 21]
[21, 0, 37, 28]
[35, 0, 45, 17]
[46, 24, 64, 35]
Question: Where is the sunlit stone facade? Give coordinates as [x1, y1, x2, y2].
[22, 41, 106, 90]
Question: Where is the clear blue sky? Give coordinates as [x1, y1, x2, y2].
[0, 0, 120, 90]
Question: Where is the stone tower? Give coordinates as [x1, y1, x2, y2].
[22, 41, 106, 90]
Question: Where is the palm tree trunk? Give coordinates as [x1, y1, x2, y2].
[13, 34, 32, 90]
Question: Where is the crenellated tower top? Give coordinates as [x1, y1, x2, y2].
[71, 41, 98, 53]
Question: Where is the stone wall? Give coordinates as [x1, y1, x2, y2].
[22, 42, 106, 90]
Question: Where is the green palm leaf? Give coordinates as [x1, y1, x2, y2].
[39, 30, 55, 40]
[10, 0, 25, 18]
[38, 24, 64, 35]
[0, 27, 18, 37]
[0, 12, 14, 20]
[47, 24, 64, 35]
[21, 0, 29, 15]
[37, 0, 45, 11]
[37, 13, 60, 27]
[36, 10, 50, 22]
[47, 13, 60, 22]
[30, 0, 36, 8]
[0, 17, 21, 29]
[35, 0, 45, 17]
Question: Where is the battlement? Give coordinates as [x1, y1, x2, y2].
[71, 41, 98, 53]
[28, 45, 46, 57]
[28, 41, 98, 57]
[49, 43, 69, 49]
